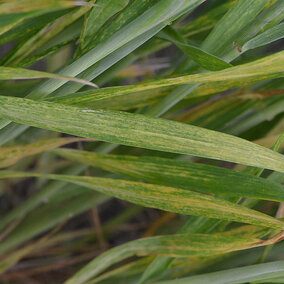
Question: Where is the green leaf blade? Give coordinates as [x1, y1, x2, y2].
[64, 233, 263, 284]
[0, 171, 283, 230]
[52, 149, 284, 203]
[0, 96, 284, 172]
[242, 22, 284, 52]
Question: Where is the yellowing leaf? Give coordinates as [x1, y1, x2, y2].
[65, 233, 262, 284]
[52, 149, 284, 203]
[0, 96, 284, 172]
[0, 171, 283, 230]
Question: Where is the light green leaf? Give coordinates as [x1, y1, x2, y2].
[64, 233, 262, 284]
[46, 85, 172, 110]
[46, 79, 257, 112]
[0, 66, 97, 87]
[0, 96, 284, 172]
[88, 225, 275, 284]
[52, 149, 284, 203]
[0, 170, 284, 230]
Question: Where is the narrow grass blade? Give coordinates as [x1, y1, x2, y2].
[0, 171, 284, 230]
[0, 67, 97, 87]
[220, 0, 284, 60]
[52, 149, 284, 203]
[0, 11, 38, 36]
[2, 3, 93, 67]
[64, 233, 263, 284]
[0, 1, 76, 37]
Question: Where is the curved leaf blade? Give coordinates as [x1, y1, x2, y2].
[0, 170, 283, 230]
[52, 149, 284, 203]
[64, 233, 262, 284]
[0, 66, 97, 87]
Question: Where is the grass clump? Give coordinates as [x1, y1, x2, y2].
[0, 0, 283, 283]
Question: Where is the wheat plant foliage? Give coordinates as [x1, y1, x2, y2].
[0, 0, 284, 283]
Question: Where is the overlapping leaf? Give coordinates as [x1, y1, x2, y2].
[52, 149, 284, 202]
[0, 170, 284, 230]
